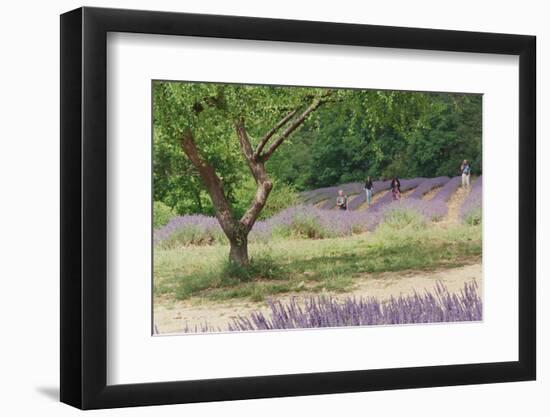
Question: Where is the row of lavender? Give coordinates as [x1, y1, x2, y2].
[173, 281, 482, 333]
[304, 176, 458, 211]
[460, 176, 482, 224]
[154, 204, 390, 246]
[154, 176, 482, 247]
[155, 199, 444, 247]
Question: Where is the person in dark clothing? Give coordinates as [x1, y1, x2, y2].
[336, 189, 348, 210]
[391, 176, 401, 201]
[364, 176, 374, 205]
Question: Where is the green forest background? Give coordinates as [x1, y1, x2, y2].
[153, 83, 481, 223]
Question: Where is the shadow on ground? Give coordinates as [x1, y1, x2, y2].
[35, 386, 59, 401]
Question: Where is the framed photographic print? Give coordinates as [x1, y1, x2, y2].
[60, 6, 536, 409]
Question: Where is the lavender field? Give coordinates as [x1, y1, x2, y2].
[155, 176, 482, 248]
[153, 176, 483, 334]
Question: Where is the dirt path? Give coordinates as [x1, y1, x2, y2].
[438, 185, 470, 227]
[154, 262, 482, 334]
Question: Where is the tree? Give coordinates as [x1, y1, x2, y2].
[154, 82, 330, 266]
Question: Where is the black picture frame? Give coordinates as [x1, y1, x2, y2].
[60, 6, 536, 410]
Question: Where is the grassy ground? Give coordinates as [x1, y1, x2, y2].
[154, 223, 482, 303]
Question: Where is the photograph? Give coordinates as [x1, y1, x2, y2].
[0, 0, 544, 413]
[152, 81, 483, 334]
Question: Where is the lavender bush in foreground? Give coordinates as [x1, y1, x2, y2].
[179, 282, 482, 333]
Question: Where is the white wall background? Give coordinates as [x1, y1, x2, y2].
[0, 0, 545, 415]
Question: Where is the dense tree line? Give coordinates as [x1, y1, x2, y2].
[268, 93, 481, 190]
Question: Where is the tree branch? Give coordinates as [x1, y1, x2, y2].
[235, 119, 255, 162]
[253, 108, 299, 159]
[239, 178, 273, 232]
[180, 130, 238, 240]
[235, 119, 269, 183]
[234, 119, 273, 231]
[259, 98, 326, 162]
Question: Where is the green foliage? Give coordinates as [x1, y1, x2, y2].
[153, 81, 328, 215]
[464, 208, 482, 226]
[267, 90, 433, 189]
[397, 94, 482, 178]
[268, 91, 481, 189]
[153, 201, 177, 229]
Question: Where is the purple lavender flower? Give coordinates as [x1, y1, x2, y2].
[154, 214, 226, 247]
[184, 281, 482, 332]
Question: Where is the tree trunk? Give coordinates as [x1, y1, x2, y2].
[229, 237, 249, 266]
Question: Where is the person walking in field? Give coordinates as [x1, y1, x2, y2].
[364, 176, 374, 205]
[391, 176, 401, 201]
[460, 159, 471, 188]
[336, 189, 348, 210]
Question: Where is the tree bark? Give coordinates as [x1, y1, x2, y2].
[229, 233, 249, 266]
